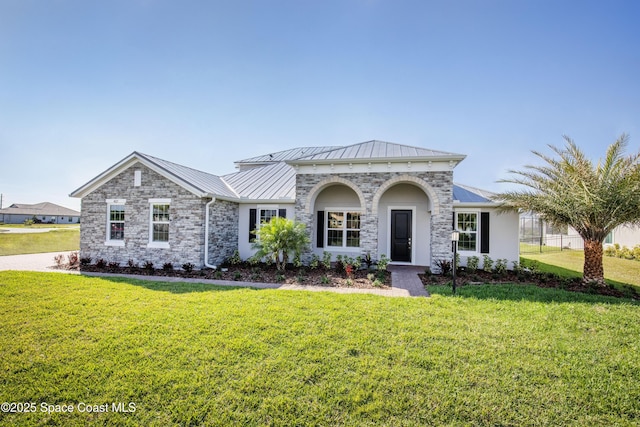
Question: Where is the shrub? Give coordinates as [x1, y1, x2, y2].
[494, 258, 508, 275]
[309, 254, 320, 270]
[293, 253, 303, 268]
[163, 262, 174, 272]
[362, 252, 374, 269]
[466, 256, 479, 273]
[108, 261, 119, 269]
[321, 275, 330, 285]
[182, 262, 195, 273]
[334, 255, 345, 273]
[143, 261, 154, 271]
[95, 258, 107, 269]
[252, 217, 310, 272]
[80, 257, 92, 266]
[67, 252, 79, 267]
[322, 251, 332, 270]
[53, 254, 65, 267]
[23, 218, 35, 226]
[435, 259, 451, 275]
[127, 259, 137, 268]
[228, 250, 242, 266]
[482, 255, 494, 272]
[233, 271, 242, 281]
[377, 254, 390, 271]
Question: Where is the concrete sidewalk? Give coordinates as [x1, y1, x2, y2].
[0, 252, 429, 297]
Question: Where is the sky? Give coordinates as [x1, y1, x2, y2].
[1, 0, 638, 211]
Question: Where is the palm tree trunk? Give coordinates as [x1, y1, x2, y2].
[583, 239, 605, 285]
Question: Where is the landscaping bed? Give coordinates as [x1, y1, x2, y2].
[420, 266, 640, 300]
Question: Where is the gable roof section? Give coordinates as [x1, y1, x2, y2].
[70, 152, 238, 199]
[453, 183, 496, 204]
[223, 162, 296, 201]
[288, 140, 466, 164]
[0, 202, 80, 216]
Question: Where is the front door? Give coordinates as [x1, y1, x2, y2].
[391, 210, 412, 262]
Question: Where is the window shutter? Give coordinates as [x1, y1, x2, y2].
[278, 208, 287, 218]
[452, 211, 456, 229]
[249, 209, 257, 242]
[480, 212, 490, 253]
[317, 211, 324, 248]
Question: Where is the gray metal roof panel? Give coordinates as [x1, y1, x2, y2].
[222, 162, 296, 200]
[291, 140, 465, 162]
[137, 153, 238, 198]
[453, 183, 496, 203]
[236, 146, 343, 164]
[0, 202, 80, 216]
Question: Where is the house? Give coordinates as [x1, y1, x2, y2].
[69, 140, 519, 271]
[0, 202, 80, 224]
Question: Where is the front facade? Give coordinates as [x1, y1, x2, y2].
[70, 141, 519, 271]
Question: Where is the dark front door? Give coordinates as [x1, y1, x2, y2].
[391, 210, 412, 262]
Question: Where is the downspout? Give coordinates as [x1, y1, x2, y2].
[204, 197, 217, 269]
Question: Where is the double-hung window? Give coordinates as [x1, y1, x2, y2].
[326, 210, 361, 248]
[106, 199, 126, 246]
[456, 212, 478, 252]
[149, 199, 171, 248]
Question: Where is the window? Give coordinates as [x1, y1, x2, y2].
[259, 208, 277, 225]
[327, 211, 361, 248]
[456, 212, 477, 252]
[106, 199, 126, 245]
[604, 232, 613, 244]
[149, 199, 171, 247]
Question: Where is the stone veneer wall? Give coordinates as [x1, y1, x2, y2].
[295, 171, 454, 271]
[80, 163, 208, 268]
[207, 199, 239, 266]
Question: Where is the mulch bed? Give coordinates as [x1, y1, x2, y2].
[76, 263, 392, 289]
[420, 269, 640, 300]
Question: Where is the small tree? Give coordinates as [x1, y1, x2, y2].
[252, 217, 310, 272]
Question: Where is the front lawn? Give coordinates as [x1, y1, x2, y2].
[0, 227, 79, 256]
[1, 272, 639, 426]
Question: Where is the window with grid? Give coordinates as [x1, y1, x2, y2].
[151, 204, 170, 242]
[108, 204, 125, 241]
[259, 208, 277, 226]
[456, 212, 477, 252]
[327, 211, 361, 248]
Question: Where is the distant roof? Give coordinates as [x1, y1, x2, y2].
[288, 140, 466, 164]
[0, 202, 80, 216]
[453, 183, 496, 203]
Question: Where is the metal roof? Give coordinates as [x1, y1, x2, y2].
[0, 202, 80, 216]
[453, 183, 496, 203]
[289, 140, 466, 163]
[137, 153, 238, 198]
[223, 162, 296, 200]
[235, 146, 343, 165]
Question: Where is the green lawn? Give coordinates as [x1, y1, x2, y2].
[0, 227, 79, 255]
[1, 272, 638, 426]
[522, 249, 640, 289]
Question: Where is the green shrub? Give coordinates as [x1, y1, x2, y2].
[252, 217, 310, 272]
[466, 255, 479, 273]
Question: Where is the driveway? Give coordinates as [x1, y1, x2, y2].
[0, 252, 78, 273]
[0, 228, 60, 234]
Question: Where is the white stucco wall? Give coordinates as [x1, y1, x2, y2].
[237, 203, 296, 260]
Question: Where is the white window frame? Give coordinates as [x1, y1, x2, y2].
[105, 199, 126, 246]
[257, 205, 279, 230]
[325, 208, 362, 251]
[148, 198, 171, 248]
[455, 211, 479, 254]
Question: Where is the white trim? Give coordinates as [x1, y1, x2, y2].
[324, 207, 363, 250]
[454, 210, 480, 254]
[105, 199, 126, 246]
[148, 200, 171, 247]
[387, 206, 417, 264]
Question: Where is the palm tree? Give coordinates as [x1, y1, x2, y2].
[498, 134, 640, 284]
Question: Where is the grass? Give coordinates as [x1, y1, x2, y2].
[0, 227, 79, 255]
[522, 249, 640, 290]
[1, 271, 639, 426]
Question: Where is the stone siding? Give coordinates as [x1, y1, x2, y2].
[207, 199, 239, 265]
[295, 171, 454, 271]
[80, 163, 208, 269]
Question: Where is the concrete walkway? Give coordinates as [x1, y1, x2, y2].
[0, 252, 429, 298]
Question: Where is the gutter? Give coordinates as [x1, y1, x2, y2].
[204, 197, 217, 269]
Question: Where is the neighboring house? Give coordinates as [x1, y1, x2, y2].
[70, 140, 519, 271]
[0, 202, 80, 224]
[521, 213, 640, 250]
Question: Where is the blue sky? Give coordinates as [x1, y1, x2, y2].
[1, 0, 638, 211]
